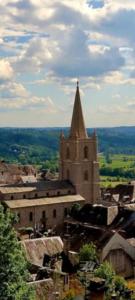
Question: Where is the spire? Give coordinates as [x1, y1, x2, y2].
[69, 81, 88, 139]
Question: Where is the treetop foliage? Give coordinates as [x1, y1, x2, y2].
[0, 205, 35, 300]
[79, 243, 97, 262]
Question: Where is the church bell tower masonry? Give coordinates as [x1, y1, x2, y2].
[59, 82, 100, 203]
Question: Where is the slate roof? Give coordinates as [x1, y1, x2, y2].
[0, 180, 75, 197]
[0, 186, 36, 194]
[74, 203, 108, 226]
[34, 180, 75, 191]
[104, 184, 134, 202]
[4, 194, 84, 209]
[21, 237, 63, 267]
[29, 279, 54, 300]
[1, 180, 75, 192]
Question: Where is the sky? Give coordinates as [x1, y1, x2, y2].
[0, 0, 135, 127]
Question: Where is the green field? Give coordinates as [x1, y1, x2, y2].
[0, 128, 135, 188]
[99, 154, 135, 187]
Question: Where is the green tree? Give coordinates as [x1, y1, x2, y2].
[0, 205, 35, 300]
[79, 243, 97, 262]
[114, 275, 127, 293]
[70, 203, 81, 218]
[94, 261, 115, 286]
[105, 152, 112, 164]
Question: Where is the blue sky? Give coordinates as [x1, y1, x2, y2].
[0, 0, 135, 127]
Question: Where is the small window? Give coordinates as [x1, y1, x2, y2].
[35, 193, 38, 198]
[84, 170, 88, 181]
[29, 212, 33, 222]
[64, 208, 68, 217]
[46, 192, 49, 197]
[17, 213, 21, 223]
[11, 195, 14, 200]
[23, 194, 26, 199]
[53, 209, 56, 218]
[68, 190, 71, 195]
[42, 210, 46, 219]
[67, 169, 70, 180]
[84, 146, 88, 159]
[66, 147, 70, 159]
[57, 191, 60, 196]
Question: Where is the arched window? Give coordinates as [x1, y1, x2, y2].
[23, 194, 26, 199]
[42, 210, 46, 219]
[84, 170, 88, 181]
[29, 212, 33, 222]
[57, 191, 60, 196]
[64, 208, 68, 217]
[84, 146, 88, 159]
[67, 169, 70, 180]
[11, 195, 14, 200]
[66, 146, 70, 159]
[35, 193, 38, 198]
[46, 192, 49, 197]
[53, 209, 56, 218]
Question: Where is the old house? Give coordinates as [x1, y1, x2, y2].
[22, 236, 69, 300]
[0, 161, 36, 184]
[100, 232, 135, 278]
[21, 236, 64, 268]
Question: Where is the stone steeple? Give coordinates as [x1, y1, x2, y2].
[70, 81, 88, 139]
[59, 82, 100, 204]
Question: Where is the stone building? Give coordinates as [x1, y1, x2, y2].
[5, 194, 84, 230]
[59, 82, 100, 203]
[2, 82, 100, 229]
[0, 161, 36, 184]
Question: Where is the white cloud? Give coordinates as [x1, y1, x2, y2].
[98, 99, 135, 115]
[0, 80, 57, 113]
[0, 0, 135, 126]
[102, 71, 135, 86]
[98, 105, 127, 115]
[0, 82, 29, 98]
[0, 59, 13, 81]
[112, 94, 121, 99]
[0, 95, 57, 112]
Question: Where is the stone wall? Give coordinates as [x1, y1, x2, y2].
[1, 187, 75, 201]
[11, 200, 83, 230]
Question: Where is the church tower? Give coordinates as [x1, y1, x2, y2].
[59, 82, 100, 203]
